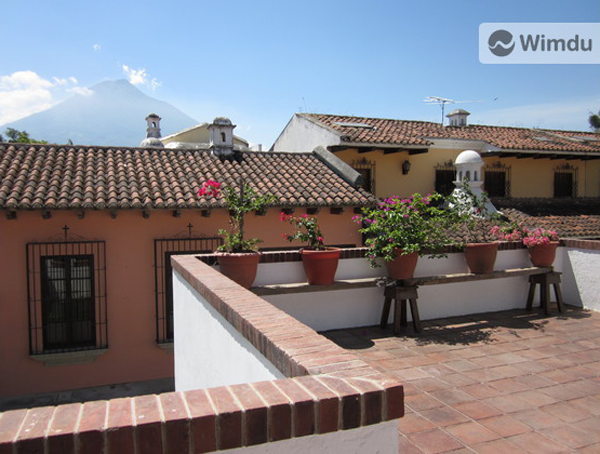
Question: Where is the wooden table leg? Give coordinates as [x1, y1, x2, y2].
[541, 280, 550, 315]
[393, 299, 401, 335]
[380, 297, 392, 329]
[400, 300, 407, 326]
[409, 298, 422, 332]
[526, 280, 536, 311]
[553, 283, 564, 313]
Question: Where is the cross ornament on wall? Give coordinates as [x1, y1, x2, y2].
[62, 225, 70, 241]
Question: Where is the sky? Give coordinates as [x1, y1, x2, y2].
[1, 0, 599, 147]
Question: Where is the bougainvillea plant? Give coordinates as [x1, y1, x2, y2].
[198, 179, 275, 253]
[280, 212, 327, 251]
[490, 223, 559, 247]
[353, 192, 453, 268]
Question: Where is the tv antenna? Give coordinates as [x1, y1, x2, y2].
[423, 96, 486, 125]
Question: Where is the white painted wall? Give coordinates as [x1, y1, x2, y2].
[222, 420, 398, 454]
[257, 249, 581, 332]
[562, 247, 600, 311]
[271, 114, 341, 152]
[173, 271, 284, 392]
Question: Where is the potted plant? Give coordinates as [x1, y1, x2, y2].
[448, 184, 501, 274]
[198, 179, 274, 288]
[491, 223, 559, 267]
[281, 212, 340, 285]
[353, 193, 452, 279]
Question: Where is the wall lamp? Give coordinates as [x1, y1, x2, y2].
[402, 160, 411, 175]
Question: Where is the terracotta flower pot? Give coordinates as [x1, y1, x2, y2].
[527, 241, 559, 267]
[385, 250, 419, 280]
[300, 248, 341, 285]
[464, 242, 498, 274]
[215, 252, 260, 289]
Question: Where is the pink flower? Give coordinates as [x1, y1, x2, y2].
[317, 236, 324, 243]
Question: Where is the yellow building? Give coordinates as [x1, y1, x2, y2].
[272, 111, 600, 199]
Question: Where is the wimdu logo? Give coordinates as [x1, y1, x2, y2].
[480, 23, 600, 64]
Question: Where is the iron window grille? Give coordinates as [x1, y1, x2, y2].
[434, 161, 456, 196]
[26, 241, 107, 355]
[154, 237, 223, 343]
[351, 158, 376, 194]
[484, 162, 511, 197]
[554, 163, 578, 198]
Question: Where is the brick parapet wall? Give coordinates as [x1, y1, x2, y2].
[562, 238, 600, 251]
[0, 255, 404, 453]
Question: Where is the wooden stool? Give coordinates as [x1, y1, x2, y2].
[526, 272, 564, 315]
[380, 285, 421, 333]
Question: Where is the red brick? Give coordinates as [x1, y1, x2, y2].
[273, 379, 315, 436]
[317, 376, 361, 430]
[78, 400, 108, 454]
[251, 381, 292, 442]
[294, 376, 339, 433]
[47, 403, 81, 454]
[0, 409, 27, 454]
[160, 393, 190, 454]
[16, 406, 54, 453]
[206, 387, 242, 450]
[347, 378, 384, 425]
[229, 383, 268, 446]
[183, 389, 217, 453]
[133, 395, 163, 454]
[107, 398, 135, 454]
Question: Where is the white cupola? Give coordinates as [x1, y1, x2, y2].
[446, 109, 470, 127]
[139, 113, 164, 148]
[209, 117, 235, 157]
[452, 149, 499, 216]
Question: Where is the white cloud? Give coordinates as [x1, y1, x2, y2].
[0, 71, 90, 125]
[475, 97, 600, 131]
[122, 64, 161, 91]
[92, 44, 101, 52]
[68, 86, 94, 96]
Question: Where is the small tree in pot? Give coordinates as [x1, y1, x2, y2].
[198, 179, 274, 288]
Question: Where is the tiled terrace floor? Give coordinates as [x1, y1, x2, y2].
[323, 305, 600, 453]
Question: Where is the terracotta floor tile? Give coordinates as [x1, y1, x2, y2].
[428, 389, 474, 406]
[398, 434, 426, 454]
[541, 423, 600, 449]
[405, 393, 444, 412]
[443, 359, 480, 373]
[439, 373, 478, 387]
[511, 389, 559, 407]
[487, 378, 529, 393]
[507, 431, 570, 453]
[510, 409, 563, 430]
[407, 428, 464, 454]
[392, 367, 432, 381]
[471, 438, 520, 453]
[453, 401, 502, 420]
[445, 421, 501, 445]
[482, 395, 532, 414]
[478, 414, 532, 437]
[398, 413, 437, 434]
[580, 443, 600, 454]
[513, 373, 557, 389]
[457, 383, 502, 400]
[412, 377, 452, 393]
[569, 396, 600, 416]
[419, 406, 470, 428]
[539, 401, 592, 423]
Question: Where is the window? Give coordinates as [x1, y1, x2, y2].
[484, 162, 511, 197]
[434, 161, 456, 196]
[351, 158, 376, 194]
[27, 241, 107, 354]
[554, 164, 577, 198]
[41, 256, 95, 350]
[154, 237, 223, 343]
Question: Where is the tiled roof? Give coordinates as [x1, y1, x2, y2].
[0, 144, 376, 210]
[496, 198, 600, 239]
[304, 113, 600, 154]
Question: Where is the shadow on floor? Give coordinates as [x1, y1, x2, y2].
[321, 305, 592, 349]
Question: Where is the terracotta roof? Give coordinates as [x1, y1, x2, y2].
[304, 113, 600, 154]
[496, 198, 600, 239]
[0, 144, 376, 211]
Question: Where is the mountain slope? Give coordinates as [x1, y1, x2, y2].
[1, 80, 198, 147]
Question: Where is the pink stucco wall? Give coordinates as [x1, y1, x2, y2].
[0, 208, 362, 398]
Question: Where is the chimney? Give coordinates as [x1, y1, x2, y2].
[446, 109, 470, 127]
[139, 113, 164, 148]
[209, 117, 235, 157]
